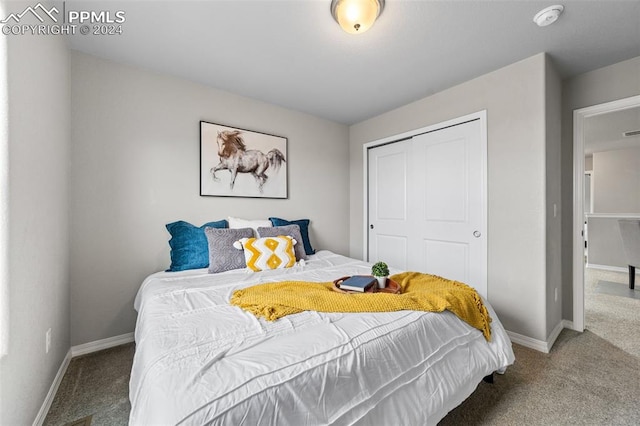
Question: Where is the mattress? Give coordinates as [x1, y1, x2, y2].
[130, 250, 515, 425]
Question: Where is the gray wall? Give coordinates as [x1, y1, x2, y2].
[561, 56, 640, 321]
[70, 52, 350, 345]
[592, 147, 640, 213]
[545, 57, 563, 338]
[350, 53, 552, 341]
[0, 1, 71, 423]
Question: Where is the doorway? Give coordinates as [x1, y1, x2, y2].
[573, 95, 640, 339]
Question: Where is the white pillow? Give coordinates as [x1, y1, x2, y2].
[228, 216, 272, 232]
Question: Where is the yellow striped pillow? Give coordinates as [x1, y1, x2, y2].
[235, 236, 297, 272]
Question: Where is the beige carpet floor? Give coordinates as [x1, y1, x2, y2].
[43, 344, 133, 426]
[584, 268, 640, 358]
[45, 271, 640, 425]
[441, 329, 640, 425]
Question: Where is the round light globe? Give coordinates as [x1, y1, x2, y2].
[331, 0, 384, 34]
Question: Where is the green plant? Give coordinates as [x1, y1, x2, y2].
[371, 261, 389, 277]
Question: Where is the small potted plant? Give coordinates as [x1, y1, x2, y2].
[371, 261, 390, 289]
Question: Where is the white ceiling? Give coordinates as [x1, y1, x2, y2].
[63, 0, 640, 125]
[585, 106, 640, 154]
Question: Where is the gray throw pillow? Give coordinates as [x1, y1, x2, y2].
[257, 225, 307, 261]
[205, 227, 255, 273]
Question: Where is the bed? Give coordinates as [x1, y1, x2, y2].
[129, 250, 515, 425]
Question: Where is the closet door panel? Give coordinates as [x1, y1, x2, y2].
[423, 138, 467, 223]
[367, 140, 411, 270]
[412, 120, 485, 296]
[367, 117, 486, 298]
[422, 239, 469, 284]
[375, 235, 408, 271]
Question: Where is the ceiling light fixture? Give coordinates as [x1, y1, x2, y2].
[533, 5, 564, 27]
[330, 0, 385, 34]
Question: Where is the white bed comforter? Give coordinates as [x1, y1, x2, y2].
[130, 251, 515, 425]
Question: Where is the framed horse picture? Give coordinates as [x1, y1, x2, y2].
[200, 121, 288, 199]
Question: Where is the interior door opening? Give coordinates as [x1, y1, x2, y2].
[573, 95, 640, 333]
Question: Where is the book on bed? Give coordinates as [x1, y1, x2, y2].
[339, 275, 377, 292]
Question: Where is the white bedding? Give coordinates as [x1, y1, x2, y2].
[130, 251, 515, 425]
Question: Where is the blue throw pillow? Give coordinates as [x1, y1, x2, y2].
[166, 220, 228, 271]
[269, 217, 315, 255]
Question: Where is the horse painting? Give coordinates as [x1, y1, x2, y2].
[210, 130, 286, 193]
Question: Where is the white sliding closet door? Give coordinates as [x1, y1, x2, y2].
[411, 120, 485, 295]
[368, 119, 486, 297]
[367, 139, 412, 271]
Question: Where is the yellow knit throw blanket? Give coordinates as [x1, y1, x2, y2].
[230, 271, 492, 341]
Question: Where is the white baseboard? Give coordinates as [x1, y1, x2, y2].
[586, 263, 638, 274]
[545, 320, 565, 351]
[563, 319, 575, 331]
[507, 320, 574, 353]
[71, 332, 134, 358]
[507, 330, 550, 353]
[33, 349, 72, 426]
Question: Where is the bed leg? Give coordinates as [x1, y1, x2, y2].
[483, 373, 494, 384]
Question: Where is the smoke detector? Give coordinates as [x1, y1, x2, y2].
[534, 5, 564, 27]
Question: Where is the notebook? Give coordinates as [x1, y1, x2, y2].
[339, 275, 377, 292]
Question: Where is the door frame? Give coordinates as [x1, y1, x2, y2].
[572, 94, 640, 332]
[362, 110, 488, 270]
